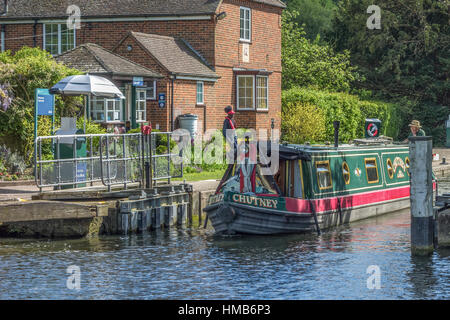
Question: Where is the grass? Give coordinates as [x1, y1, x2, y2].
[172, 169, 226, 182]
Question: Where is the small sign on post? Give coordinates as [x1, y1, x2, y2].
[34, 88, 55, 144]
[158, 93, 166, 108]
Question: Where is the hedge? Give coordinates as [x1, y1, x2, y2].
[281, 87, 407, 144]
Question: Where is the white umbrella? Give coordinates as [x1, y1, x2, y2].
[50, 74, 125, 99]
[50, 74, 125, 133]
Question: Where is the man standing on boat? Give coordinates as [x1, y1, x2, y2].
[223, 106, 238, 160]
[403, 120, 426, 142]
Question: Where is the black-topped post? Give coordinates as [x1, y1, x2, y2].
[409, 136, 434, 256]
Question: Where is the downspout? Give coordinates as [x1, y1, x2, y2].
[171, 74, 176, 131]
[1, 0, 8, 51]
[1, 25, 5, 52]
[33, 19, 38, 47]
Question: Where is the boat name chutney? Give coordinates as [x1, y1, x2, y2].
[232, 194, 278, 209]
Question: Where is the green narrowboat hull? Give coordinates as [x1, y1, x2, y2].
[204, 142, 424, 236]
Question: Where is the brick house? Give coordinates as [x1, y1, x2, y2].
[0, 0, 285, 133]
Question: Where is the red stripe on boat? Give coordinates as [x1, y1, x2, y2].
[285, 185, 412, 214]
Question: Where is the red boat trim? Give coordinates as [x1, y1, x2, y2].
[284, 182, 436, 214]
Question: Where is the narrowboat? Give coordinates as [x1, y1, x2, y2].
[204, 136, 432, 236]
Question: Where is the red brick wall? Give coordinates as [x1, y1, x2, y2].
[172, 79, 217, 134]
[3, 19, 216, 65]
[114, 35, 171, 130]
[3, 23, 42, 50]
[214, 0, 283, 133]
[2, 1, 283, 134]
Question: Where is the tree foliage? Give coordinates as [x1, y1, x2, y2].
[332, 0, 449, 106]
[0, 47, 82, 164]
[281, 101, 327, 144]
[282, 10, 360, 92]
[282, 87, 408, 143]
[284, 0, 338, 42]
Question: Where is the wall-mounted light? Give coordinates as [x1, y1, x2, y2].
[216, 12, 227, 21]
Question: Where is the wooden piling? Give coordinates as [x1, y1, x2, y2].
[409, 136, 434, 256]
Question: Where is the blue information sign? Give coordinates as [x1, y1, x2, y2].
[36, 89, 54, 116]
[133, 77, 144, 87]
[158, 93, 166, 108]
[76, 163, 87, 183]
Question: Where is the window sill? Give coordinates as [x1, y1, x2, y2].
[239, 39, 252, 44]
[196, 103, 205, 107]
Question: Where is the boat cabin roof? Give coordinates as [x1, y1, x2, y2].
[278, 139, 408, 161]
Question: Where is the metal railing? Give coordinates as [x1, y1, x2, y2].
[99, 133, 143, 191]
[35, 131, 183, 191]
[148, 131, 183, 186]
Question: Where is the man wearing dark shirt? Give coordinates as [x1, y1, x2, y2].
[222, 106, 236, 138]
[223, 106, 237, 160]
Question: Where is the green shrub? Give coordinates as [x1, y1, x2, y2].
[282, 87, 408, 143]
[0, 47, 82, 165]
[282, 102, 326, 144]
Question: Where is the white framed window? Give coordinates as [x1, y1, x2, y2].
[240, 7, 251, 42]
[91, 96, 105, 122]
[145, 81, 157, 100]
[196, 81, 204, 105]
[106, 99, 122, 122]
[43, 24, 76, 55]
[136, 89, 147, 122]
[256, 76, 269, 110]
[237, 75, 255, 110]
[90, 97, 122, 123]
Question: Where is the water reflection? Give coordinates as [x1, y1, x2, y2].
[0, 181, 449, 299]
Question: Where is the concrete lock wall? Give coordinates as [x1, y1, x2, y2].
[0, 184, 218, 238]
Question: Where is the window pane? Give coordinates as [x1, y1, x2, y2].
[365, 159, 379, 182]
[316, 162, 332, 189]
[256, 76, 268, 110]
[240, 8, 251, 40]
[237, 76, 254, 109]
[146, 82, 155, 100]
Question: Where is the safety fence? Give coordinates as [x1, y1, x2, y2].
[34, 132, 183, 191]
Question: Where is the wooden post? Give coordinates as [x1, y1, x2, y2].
[409, 136, 434, 256]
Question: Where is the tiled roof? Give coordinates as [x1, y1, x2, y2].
[128, 32, 219, 79]
[55, 43, 163, 78]
[0, 0, 221, 19]
[0, 0, 285, 19]
[253, 0, 286, 8]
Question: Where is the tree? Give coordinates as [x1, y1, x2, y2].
[332, 0, 449, 106]
[284, 0, 338, 42]
[282, 10, 360, 91]
[0, 47, 82, 163]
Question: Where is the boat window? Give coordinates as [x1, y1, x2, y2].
[387, 159, 394, 179]
[316, 161, 332, 190]
[342, 162, 350, 185]
[255, 165, 278, 194]
[365, 158, 379, 183]
[405, 157, 410, 175]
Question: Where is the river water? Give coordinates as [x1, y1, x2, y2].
[0, 177, 449, 300]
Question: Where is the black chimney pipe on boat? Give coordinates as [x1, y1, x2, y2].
[333, 121, 340, 148]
